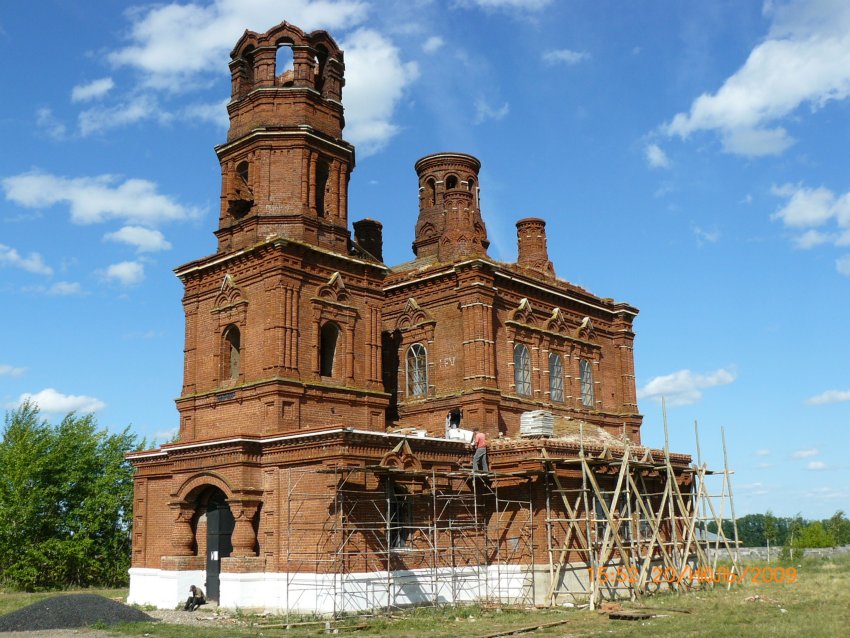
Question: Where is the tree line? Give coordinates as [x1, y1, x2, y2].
[708, 511, 850, 550]
[0, 403, 139, 591]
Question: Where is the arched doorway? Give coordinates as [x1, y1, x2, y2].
[203, 487, 234, 602]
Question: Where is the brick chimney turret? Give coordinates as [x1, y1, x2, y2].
[516, 217, 554, 276]
[353, 218, 383, 262]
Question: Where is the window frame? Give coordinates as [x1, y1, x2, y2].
[579, 358, 595, 407]
[319, 321, 340, 377]
[548, 352, 564, 402]
[514, 343, 532, 397]
[405, 343, 428, 398]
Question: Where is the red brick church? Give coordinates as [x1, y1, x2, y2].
[127, 21, 692, 612]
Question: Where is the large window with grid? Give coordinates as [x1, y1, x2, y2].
[514, 343, 532, 396]
[579, 358, 595, 407]
[549, 352, 564, 402]
[406, 343, 428, 398]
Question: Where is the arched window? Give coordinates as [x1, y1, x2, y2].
[275, 41, 294, 85]
[222, 325, 241, 381]
[549, 352, 564, 402]
[514, 343, 532, 396]
[445, 175, 458, 190]
[580, 358, 595, 407]
[425, 177, 436, 207]
[315, 157, 330, 217]
[388, 483, 411, 549]
[320, 322, 340, 377]
[406, 343, 427, 398]
[314, 44, 328, 92]
[236, 161, 249, 185]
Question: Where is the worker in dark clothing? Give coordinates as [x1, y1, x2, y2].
[184, 584, 206, 611]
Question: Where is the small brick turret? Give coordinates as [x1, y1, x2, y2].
[413, 152, 489, 259]
[516, 217, 554, 276]
[353, 218, 384, 261]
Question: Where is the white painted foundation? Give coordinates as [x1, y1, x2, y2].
[128, 564, 533, 613]
[128, 567, 206, 609]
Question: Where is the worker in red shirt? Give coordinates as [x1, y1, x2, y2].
[471, 428, 488, 473]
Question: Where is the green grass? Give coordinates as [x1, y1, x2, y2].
[2, 553, 848, 637]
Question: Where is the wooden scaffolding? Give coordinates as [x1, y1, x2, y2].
[280, 420, 739, 616]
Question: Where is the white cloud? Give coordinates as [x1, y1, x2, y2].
[692, 226, 720, 245]
[422, 36, 444, 54]
[645, 143, 671, 169]
[71, 77, 115, 102]
[105, 226, 172, 252]
[182, 98, 230, 128]
[474, 99, 510, 124]
[753, 449, 771, 457]
[9, 388, 106, 414]
[794, 229, 833, 249]
[807, 461, 827, 470]
[805, 486, 849, 499]
[101, 261, 145, 286]
[0, 243, 53, 276]
[0, 364, 25, 377]
[637, 367, 736, 406]
[153, 427, 179, 442]
[341, 28, 420, 155]
[792, 448, 819, 458]
[2, 170, 201, 226]
[108, 0, 370, 91]
[771, 183, 850, 252]
[770, 183, 847, 228]
[664, 1, 850, 156]
[78, 94, 168, 136]
[806, 388, 850, 404]
[47, 281, 82, 296]
[836, 254, 850, 276]
[542, 49, 590, 65]
[23, 281, 84, 296]
[35, 108, 67, 140]
[462, 0, 552, 10]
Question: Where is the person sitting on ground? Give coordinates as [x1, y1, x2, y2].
[184, 584, 205, 611]
[470, 427, 488, 473]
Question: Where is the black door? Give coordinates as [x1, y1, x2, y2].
[205, 493, 234, 602]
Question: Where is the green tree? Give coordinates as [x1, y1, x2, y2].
[823, 511, 850, 546]
[764, 510, 777, 547]
[0, 402, 139, 590]
[793, 521, 833, 549]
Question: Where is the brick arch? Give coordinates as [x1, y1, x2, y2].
[174, 472, 235, 504]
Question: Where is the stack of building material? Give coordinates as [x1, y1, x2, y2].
[447, 427, 474, 443]
[519, 410, 554, 437]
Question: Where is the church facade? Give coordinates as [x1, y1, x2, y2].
[127, 21, 690, 612]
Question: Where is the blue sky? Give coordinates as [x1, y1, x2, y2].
[1, 0, 848, 519]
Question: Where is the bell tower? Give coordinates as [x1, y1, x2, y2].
[215, 22, 353, 254]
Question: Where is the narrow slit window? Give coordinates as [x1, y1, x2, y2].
[315, 158, 330, 217]
[514, 343, 532, 396]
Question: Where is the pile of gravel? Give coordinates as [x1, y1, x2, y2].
[0, 594, 155, 632]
